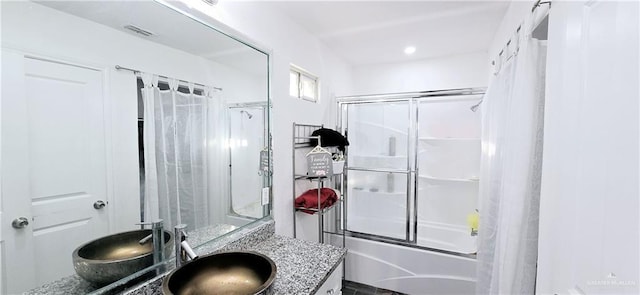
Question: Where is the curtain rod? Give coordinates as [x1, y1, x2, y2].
[532, 0, 551, 13]
[337, 87, 486, 101]
[491, 0, 551, 67]
[115, 65, 223, 91]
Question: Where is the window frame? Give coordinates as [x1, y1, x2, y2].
[289, 65, 319, 103]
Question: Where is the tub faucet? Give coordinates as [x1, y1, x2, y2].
[137, 219, 165, 265]
[174, 224, 199, 268]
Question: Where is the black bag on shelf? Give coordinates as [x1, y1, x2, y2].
[310, 128, 349, 151]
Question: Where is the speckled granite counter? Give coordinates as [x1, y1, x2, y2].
[24, 219, 346, 295]
[221, 235, 347, 295]
[125, 232, 347, 295]
[23, 223, 241, 295]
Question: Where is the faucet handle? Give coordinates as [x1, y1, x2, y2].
[174, 223, 188, 237]
[174, 224, 189, 239]
[136, 219, 164, 229]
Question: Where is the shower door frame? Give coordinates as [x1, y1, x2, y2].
[337, 87, 485, 256]
[339, 98, 417, 243]
[227, 102, 270, 220]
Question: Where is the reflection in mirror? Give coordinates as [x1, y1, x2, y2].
[1, 0, 270, 293]
[228, 103, 269, 219]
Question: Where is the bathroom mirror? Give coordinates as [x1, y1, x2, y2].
[1, 0, 271, 293]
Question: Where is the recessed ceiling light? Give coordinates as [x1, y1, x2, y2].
[404, 46, 416, 55]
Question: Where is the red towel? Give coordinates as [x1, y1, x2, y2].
[295, 188, 338, 214]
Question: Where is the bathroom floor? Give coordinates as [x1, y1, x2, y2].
[342, 280, 407, 295]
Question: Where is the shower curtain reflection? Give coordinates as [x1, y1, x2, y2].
[142, 74, 226, 231]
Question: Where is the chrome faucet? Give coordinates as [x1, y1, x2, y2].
[137, 219, 165, 265]
[174, 224, 199, 268]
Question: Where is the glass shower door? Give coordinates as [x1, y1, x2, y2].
[416, 96, 482, 254]
[343, 101, 413, 241]
[228, 105, 267, 219]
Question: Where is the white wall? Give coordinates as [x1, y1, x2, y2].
[175, 1, 354, 236]
[536, 1, 639, 294]
[488, 1, 640, 293]
[351, 51, 489, 95]
[1, 1, 264, 233]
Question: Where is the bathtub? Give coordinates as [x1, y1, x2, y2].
[334, 234, 476, 295]
[335, 218, 477, 295]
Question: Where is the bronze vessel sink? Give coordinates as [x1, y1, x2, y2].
[162, 251, 277, 295]
[72, 229, 173, 286]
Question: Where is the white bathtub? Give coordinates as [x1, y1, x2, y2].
[335, 235, 477, 295]
[337, 216, 477, 294]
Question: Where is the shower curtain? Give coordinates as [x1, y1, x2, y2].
[142, 74, 226, 230]
[476, 21, 547, 295]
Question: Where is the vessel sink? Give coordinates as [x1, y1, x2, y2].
[162, 251, 277, 295]
[72, 229, 173, 286]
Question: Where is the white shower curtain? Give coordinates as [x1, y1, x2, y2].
[142, 74, 225, 230]
[476, 21, 547, 295]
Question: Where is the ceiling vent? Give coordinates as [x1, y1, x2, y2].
[123, 25, 154, 37]
[202, 0, 218, 6]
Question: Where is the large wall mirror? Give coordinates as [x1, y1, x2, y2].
[1, 0, 271, 293]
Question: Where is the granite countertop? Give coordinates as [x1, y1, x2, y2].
[217, 235, 347, 295]
[126, 231, 347, 295]
[24, 219, 346, 295]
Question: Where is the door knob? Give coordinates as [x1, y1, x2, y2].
[93, 200, 106, 210]
[12, 217, 29, 229]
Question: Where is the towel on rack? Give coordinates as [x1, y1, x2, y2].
[294, 188, 338, 214]
[310, 128, 349, 151]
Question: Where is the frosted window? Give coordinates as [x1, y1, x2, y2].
[290, 65, 318, 102]
[300, 74, 317, 101]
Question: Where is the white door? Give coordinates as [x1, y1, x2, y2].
[537, 1, 639, 294]
[1, 51, 110, 294]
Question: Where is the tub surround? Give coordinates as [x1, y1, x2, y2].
[25, 219, 347, 295]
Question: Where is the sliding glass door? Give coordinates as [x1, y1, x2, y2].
[416, 96, 481, 254]
[342, 101, 414, 241]
[339, 91, 482, 254]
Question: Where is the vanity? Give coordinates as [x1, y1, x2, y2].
[25, 219, 346, 295]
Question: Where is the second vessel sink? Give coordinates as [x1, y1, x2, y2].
[72, 229, 173, 286]
[162, 251, 277, 295]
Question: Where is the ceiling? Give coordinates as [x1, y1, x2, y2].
[36, 1, 268, 75]
[262, 1, 510, 66]
[37, 1, 509, 68]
